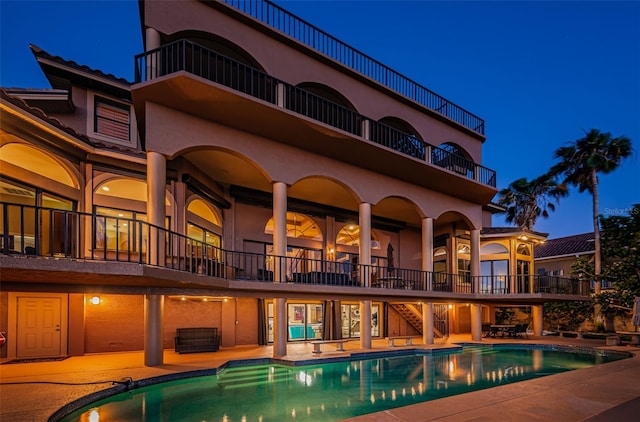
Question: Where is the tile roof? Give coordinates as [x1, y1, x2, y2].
[534, 232, 595, 259]
[30, 44, 131, 87]
[1, 89, 144, 158]
[481, 226, 548, 237]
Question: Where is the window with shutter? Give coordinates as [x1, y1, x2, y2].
[94, 98, 130, 141]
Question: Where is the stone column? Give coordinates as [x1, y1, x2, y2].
[470, 303, 483, 341]
[144, 295, 164, 366]
[145, 27, 161, 80]
[470, 229, 481, 293]
[276, 82, 286, 108]
[422, 217, 433, 290]
[359, 202, 372, 349]
[144, 151, 166, 367]
[532, 305, 543, 337]
[423, 302, 434, 345]
[272, 182, 288, 357]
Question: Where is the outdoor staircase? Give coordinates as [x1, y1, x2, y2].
[390, 303, 446, 338]
[216, 365, 296, 390]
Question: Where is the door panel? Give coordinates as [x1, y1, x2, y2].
[17, 297, 61, 357]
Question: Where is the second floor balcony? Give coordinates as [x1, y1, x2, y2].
[1, 203, 590, 300]
[133, 40, 497, 191]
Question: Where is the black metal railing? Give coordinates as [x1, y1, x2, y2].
[1, 203, 588, 296]
[134, 40, 497, 187]
[368, 121, 426, 160]
[220, 0, 485, 136]
[285, 84, 362, 136]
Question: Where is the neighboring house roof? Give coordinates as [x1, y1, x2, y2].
[534, 232, 595, 259]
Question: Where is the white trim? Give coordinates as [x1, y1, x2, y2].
[534, 251, 595, 261]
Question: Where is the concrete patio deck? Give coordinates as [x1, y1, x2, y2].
[1, 335, 639, 421]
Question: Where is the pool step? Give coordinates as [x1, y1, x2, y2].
[217, 366, 296, 389]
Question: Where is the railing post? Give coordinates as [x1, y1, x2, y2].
[145, 28, 161, 80]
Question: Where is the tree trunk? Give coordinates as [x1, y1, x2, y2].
[591, 169, 602, 324]
[592, 169, 601, 294]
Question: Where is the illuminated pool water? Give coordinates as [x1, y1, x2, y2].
[57, 345, 629, 422]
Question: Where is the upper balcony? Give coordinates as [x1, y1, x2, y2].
[133, 40, 497, 192]
[0, 203, 589, 301]
[218, 0, 485, 137]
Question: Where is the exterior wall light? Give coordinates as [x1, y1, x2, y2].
[90, 296, 100, 305]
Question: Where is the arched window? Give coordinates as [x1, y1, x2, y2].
[187, 199, 223, 255]
[336, 224, 360, 246]
[94, 177, 170, 253]
[481, 243, 508, 254]
[516, 243, 530, 256]
[0, 143, 76, 188]
[264, 212, 322, 241]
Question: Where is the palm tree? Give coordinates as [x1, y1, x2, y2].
[496, 174, 568, 230]
[550, 129, 633, 293]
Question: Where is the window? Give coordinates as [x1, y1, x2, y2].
[341, 303, 380, 338]
[94, 97, 130, 141]
[481, 260, 509, 294]
[0, 177, 75, 255]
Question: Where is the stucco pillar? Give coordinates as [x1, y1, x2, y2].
[470, 303, 482, 341]
[532, 305, 543, 336]
[147, 151, 166, 265]
[422, 217, 433, 290]
[272, 182, 288, 357]
[145, 27, 161, 80]
[272, 182, 287, 281]
[361, 119, 370, 141]
[144, 151, 166, 367]
[274, 298, 287, 357]
[470, 229, 481, 293]
[83, 163, 94, 258]
[144, 294, 164, 366]
[423, 302, 434, 345]
[276, 82, 286, 108]
[359, 202, 372, 349]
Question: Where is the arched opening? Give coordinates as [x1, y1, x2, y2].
[432, 142, 474, 177]
[0, 144, 78, 255]
[264, 212, 323, 279]
[187, 198, 223, 258]
[93, 178, 170, 254]
[289, 82, 361, 136]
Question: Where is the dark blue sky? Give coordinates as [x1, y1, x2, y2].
[2, 0, 639, 238]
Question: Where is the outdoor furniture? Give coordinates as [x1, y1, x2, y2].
[616, 331, 640, 346]
[387, 336, 415, 346]
[491, 324, 515, 338]
[174, 327, 220, 353]
[508, 324, 529, 339]
[310, 339, 351, 353]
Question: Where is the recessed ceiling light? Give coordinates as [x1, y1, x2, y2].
[101, 186, 110, 191]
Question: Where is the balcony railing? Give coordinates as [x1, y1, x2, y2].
[134, 39, 497, 187]
[1, 203, 589, 296]
[219, 0, 485, 136]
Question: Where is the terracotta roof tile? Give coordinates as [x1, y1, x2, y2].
[534, 232, 595, 259]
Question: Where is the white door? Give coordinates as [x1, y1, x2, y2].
[17, 296, 62, 358]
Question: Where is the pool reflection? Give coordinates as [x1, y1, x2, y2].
[65, 347, 627, 422]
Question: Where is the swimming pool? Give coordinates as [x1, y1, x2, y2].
[55, 345, 629, 422]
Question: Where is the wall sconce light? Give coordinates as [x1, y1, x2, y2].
[448, 304, 453, 309]
[328, 247, 335, 254]
[90, 296, 100, 305]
